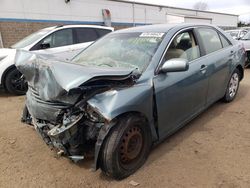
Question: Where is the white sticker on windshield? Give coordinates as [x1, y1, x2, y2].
[140, 32, 165, 38]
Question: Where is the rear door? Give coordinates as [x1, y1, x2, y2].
[153, 29, 209, 139]
[195, 27, 233, 105]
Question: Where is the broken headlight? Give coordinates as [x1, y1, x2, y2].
[85, 104, 105, 123]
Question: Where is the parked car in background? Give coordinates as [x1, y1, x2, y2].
[225, 29, 248, 40]
[17, 23, 245, 179]
[0, 25, 113, 95]
[239, 31, 250, 66]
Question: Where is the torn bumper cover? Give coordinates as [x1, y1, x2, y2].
[27, 87, 105, 160]
[15, 50, 137, 163]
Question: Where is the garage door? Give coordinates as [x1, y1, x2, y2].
[185, 17, 212, 24]
[166, 15, 185, 24]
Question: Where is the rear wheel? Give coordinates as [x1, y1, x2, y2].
[4, 68, 27, 95]
[223, 69, 240, 102]
[99, 115, 152, 180]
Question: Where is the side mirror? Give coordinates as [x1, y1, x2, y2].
[40, 42, 50, 49]
[160, 58, 189, 73]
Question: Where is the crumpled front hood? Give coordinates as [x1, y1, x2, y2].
[0, 48, 16, 59]
[15, 50, 135, 101]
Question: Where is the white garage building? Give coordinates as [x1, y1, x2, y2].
[0, 0, 238, 47]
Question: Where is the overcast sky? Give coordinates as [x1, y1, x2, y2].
[127, 0, 250, 22]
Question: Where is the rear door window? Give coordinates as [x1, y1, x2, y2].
[219, 34, 231, 48]
[197, 28, 222, 54]
[75, 28, 98, 43]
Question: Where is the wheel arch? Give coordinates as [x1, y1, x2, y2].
[236, 64, 244, 81]
[1, 65, 16, 88]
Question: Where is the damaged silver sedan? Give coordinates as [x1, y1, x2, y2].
[16, 24, 245, 179]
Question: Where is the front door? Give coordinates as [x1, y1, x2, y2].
[153, 29, 209, 139]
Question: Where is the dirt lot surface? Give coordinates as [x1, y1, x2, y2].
[1, 70, 250, 188]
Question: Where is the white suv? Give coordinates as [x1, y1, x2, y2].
[0, 25, 113, 95]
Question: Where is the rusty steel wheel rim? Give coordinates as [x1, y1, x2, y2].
[119, 126, 143, 165]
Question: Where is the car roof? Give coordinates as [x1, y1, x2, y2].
[41, 25, 114, 32]
[115, 23, 216, 33]
[56, 24, 114, 31]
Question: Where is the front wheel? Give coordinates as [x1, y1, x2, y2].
[99, 115, 152, 180]
[4, 68, 28, 95]
[223, 69, 240, 103]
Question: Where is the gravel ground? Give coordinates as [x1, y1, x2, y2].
[0, 70, 250, 188]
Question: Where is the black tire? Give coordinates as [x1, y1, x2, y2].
[99, 115, 152, 180]
[223, 69, 240, 103]
[4, 68, 27, 95]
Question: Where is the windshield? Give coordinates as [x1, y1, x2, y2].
[241, 31, 250, 40]
[11, 28, 54, 49]
[72, 32, 165, 72]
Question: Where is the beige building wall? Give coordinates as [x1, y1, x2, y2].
[0, 0, 238, 47]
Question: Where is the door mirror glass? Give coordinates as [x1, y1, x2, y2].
[160, 58, 189, 73]
[40, 42, 50, 49]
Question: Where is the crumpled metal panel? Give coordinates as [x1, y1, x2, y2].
[87, 81, 153, 122]
[15, 50, 135, 101]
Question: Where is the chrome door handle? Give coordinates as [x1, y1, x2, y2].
[200, 65, 207, 71]
[200, 65, 207, 74]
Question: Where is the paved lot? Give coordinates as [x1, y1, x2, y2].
[1, 70, 250, 188]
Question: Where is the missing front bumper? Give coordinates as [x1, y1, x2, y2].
[32, 115, 88, 162]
